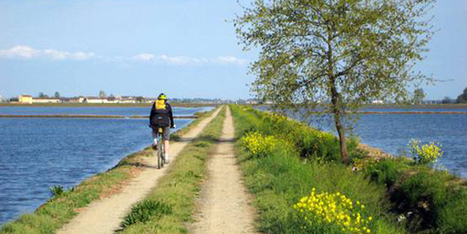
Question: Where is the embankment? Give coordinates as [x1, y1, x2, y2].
[231, 105, 467, 234]
[0, 114, 197, 119]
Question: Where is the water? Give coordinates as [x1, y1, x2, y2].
[0, 106, 213, 226]
[257, 106, 467, 178]
[348, 114, 467, 175]
[0, 106, 213, 116]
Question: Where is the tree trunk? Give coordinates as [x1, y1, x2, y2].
[330, 82, 349, 164]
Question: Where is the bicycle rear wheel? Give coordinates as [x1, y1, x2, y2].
[157, 137, 163, 169]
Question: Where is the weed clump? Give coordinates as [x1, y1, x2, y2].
[121, 200, 172, 228]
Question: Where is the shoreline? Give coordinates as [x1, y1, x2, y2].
[0, 103, 217, 107]
[0, 114, 197, 119]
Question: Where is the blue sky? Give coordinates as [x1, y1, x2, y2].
[0, 0, 466, 100]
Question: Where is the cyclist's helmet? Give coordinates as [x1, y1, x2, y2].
[158, 93, 167, 100]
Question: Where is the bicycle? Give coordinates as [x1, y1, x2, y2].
[150, 126, 166, 169]
[156, 127, 166, 169]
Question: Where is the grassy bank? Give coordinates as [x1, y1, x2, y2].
[0, 109, 216, 234]
[231, 105, 467, 234]
[118, 106, 226, 233]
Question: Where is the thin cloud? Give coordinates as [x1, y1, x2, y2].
[43, 49, 95, 60]
[156, 54, 247, 66]
[133, 53, 155, 61]
[0, 46, 95, 61]
[0, 46, 247, 66]
[0, 46, 40, 59]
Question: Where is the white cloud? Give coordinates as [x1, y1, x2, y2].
[0, 46, 40, 59]
[133, 53, 155, 61]
[0, 46, 95, 61]
[213, 56, 248, 65]
[156, 54, 247, 66]
[0, 45, 247, 66]
[70, 51, 95, 60]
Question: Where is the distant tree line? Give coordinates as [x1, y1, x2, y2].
[457, 87, 467, 103]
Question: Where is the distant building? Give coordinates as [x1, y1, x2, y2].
[19, 95, 33, 104]
[120, 96, 137, 103]
[84, 97, 109, 103]
[63, 97, 85, 103]
[33, 98, 61, 103]
[371, 100, 384, 104]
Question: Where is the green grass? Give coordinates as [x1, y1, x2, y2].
[231, 104, 467, 234]
[0, 110, 216, 234]
[118, 106, 226, 234]
[230, 105, 407, 234]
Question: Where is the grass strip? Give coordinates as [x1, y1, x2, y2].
[119, 106, 226, 234]
[0, 110, 215, 234]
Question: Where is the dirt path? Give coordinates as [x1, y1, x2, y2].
[191, 107, 257, 234]
[57, 108, 221, 234]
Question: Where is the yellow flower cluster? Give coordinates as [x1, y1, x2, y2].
[352, 157, 380, 172]
[241, 131, 279, 157]
[409, 139, 443, 164]
[294, 188, 373, 234]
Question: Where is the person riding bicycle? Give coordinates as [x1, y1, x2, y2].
[149, 93, 175, 164]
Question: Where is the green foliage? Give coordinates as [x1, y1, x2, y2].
[408, 139, 444, 165]
[235, 106, 360, 163]
[364, 157, 467, 233]
[232, 105, 467, 234]
[367, 158, 411, 188]
[235, 0, 435, 164]
[121, 200, 172, 228]
[231, 105, 403, 234]
[50, 186, 65, 198]
[456, 87, 467, 103]
[235, 0, 435, 109]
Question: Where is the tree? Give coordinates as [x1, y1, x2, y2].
[38, 92, 48, 98]
[442, 96, 452, 104]
[99, 90, 106, 99]
[413, 88, 426, 104]
[235, 0, 434, 164]
[457, 87, 467, 103]
[54, 92, 60, 98]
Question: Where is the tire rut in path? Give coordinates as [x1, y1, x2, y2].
[191, 107, 257, 234]
[57, 108, 222, 234]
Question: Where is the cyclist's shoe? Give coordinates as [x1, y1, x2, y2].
[165, 155, 170, 164]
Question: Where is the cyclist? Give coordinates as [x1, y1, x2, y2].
[149, 93, 175, 164]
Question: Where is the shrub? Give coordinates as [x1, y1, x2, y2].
[408, 139, 443, 165]
[121, 199, 172, 228]
[242, 131, 285, 157]
[294, 188, 374, 234]
[50, 186, 65, 198]
[367, 158, 410, 188]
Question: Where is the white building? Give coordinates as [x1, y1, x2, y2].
[84, 97, 109, 103]
[33, 98, 61, 103]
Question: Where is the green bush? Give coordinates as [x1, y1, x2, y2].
[121, 200, 172, 228]
[50, 186, 65, 198]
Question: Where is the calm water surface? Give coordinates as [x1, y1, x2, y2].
[0, 106, 213, 226]
[0, 106, 212, 116]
